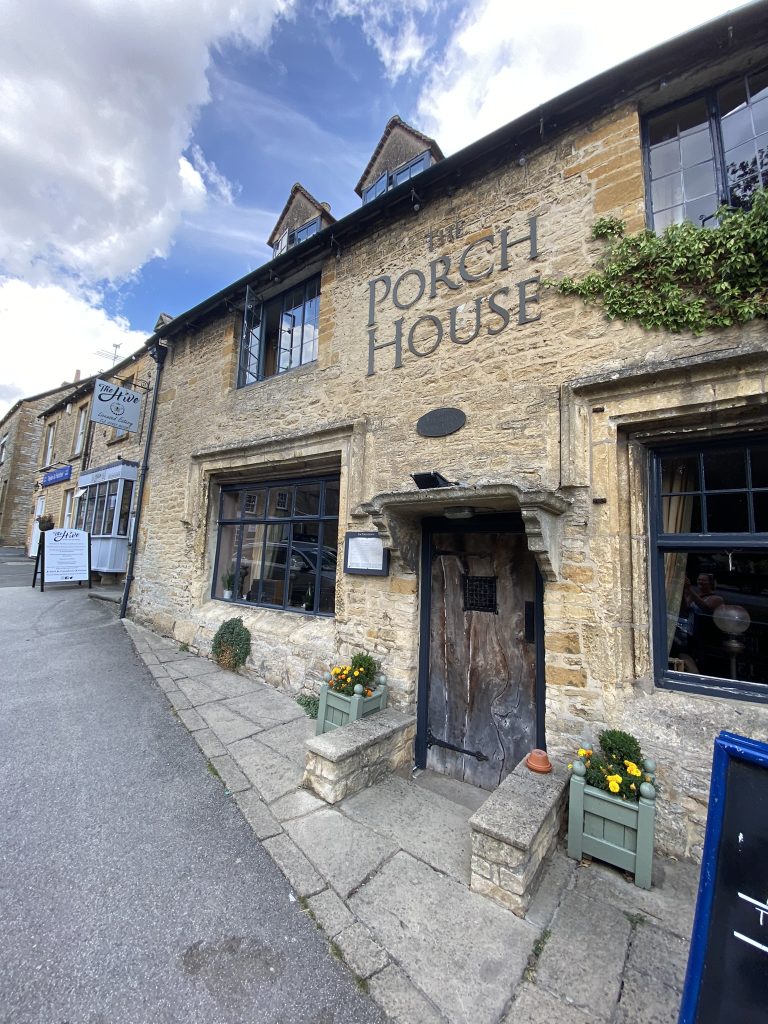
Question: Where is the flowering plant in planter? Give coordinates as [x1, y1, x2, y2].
[327, 652, 378, 697]
[316, 651, 388, 736]
[570, 729, 656, 802]
[567, 728, 657, 889]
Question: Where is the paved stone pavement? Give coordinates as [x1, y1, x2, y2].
[124, 617, 701, 1024]
[0, 581, 385, 1024]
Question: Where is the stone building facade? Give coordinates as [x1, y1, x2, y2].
[0, 383, 77, 548]
[32, 347, 155, 576]
[128, 7, 768, 859]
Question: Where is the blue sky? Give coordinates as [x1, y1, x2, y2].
[0, 0, 746, 415]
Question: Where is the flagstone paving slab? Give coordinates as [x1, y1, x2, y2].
[350, 852, 536, 1024]
[503, 983, 591, 1024]
[524, 848, 576, 930]
[572, 857, 699, 939]
[306, 889, 355, 940]
[270, 789, 326, 821]
[192, 728, 227, 759]
[368, 965, 447, 1024]
[615, 966, 682, 1024]
[228, 737, 304, 803]
[262, 834, 325, 897]
[208, 754, 250, 794]
[285, 809, 397, 899]
[534, 891, 631, 1018]
[342, 774, 473, 883]
[176, 707, 206, 732]
[165, 689, 191, 711]
[334, 922, 388, 979]
[258, 716, 314, 767]
[226, 690, 306, 727]
[233, 790, 283, 840]
[198, 703, 263, 744]
[175, 678, 226, 707]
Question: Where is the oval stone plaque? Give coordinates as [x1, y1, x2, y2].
[416, 407, 467, 438]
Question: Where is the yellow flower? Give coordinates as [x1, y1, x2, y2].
[606, 774, 622, 794]
[577, 748, 588, 757]
[567, 763, 573, 770]
[354, 670, 360, 676]
[624, 761, 642, 777]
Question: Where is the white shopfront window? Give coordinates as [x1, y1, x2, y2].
[75, 461, 138, 573]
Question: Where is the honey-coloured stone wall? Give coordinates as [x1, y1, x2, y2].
[127, 96, 768, 860]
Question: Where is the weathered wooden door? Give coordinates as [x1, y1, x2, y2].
[426, 530, 538, 790]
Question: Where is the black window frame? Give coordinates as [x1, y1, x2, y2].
[238, 274, 321, 388]
[212, 474, 339, 617]
[362, 150, 432, 204]
[273, 216, 321, 258]
[642, 66, 768, 230]
[650, 436, 768, 704]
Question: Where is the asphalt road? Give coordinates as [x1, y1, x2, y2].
[0, 560, 385, 1024]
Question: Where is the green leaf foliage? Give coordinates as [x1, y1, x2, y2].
[211, 616, 251, 671]
[552, 190, 768, 334]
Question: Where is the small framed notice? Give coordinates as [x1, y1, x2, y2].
[344, 532, 390, 576]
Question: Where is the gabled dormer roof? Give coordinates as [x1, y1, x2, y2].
[355, 115, 444, 197]
[267, 183, 336, 249]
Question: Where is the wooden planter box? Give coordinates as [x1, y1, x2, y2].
[315, 682, 388, 736]
[567, 763, 656, 889]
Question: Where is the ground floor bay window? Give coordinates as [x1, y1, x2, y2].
[213, 476, 339, 615]
[652, 438, 768, 701]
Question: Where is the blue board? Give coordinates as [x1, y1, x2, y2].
[679, 731, 768, 1023]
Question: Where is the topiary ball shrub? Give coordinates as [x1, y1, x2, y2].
[211, 617, 251, 671]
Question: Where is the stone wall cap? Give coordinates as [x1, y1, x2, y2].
[306, 708, 416, 761]
[470, 756, 569, 849]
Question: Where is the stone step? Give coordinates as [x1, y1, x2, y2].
[342, 772, 476, 883]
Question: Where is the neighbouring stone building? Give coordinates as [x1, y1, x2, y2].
[126, 6, 768, 860]
[31, 345, 156, 578]
[0, 382, 79, 548]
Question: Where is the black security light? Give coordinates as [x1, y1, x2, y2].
[411, 471, 455, 490]
[410, 188, 422, 212]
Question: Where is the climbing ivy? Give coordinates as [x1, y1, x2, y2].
[552, 189, 768, 335]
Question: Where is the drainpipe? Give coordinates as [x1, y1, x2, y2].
[119, 340, 167, 619]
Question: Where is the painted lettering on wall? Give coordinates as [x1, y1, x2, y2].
[366, 217, 540, 376]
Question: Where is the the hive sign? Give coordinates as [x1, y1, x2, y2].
[90, 378, 142, 433]
[365, 216, 540, 375]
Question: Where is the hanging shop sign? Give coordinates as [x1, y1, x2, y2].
[679, 731, 768, 1023]
[42, 465, 72, 486]
[344, 532, 390, 576]
[90, 378, 142, 433]
[32, 528, 91, 591]
[366, 216, 540, 375]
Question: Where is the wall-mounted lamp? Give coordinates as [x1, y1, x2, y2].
[410, 188, 422, 213]
[411, 471, 455, 489]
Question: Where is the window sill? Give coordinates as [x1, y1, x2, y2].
[212, 595, 334, 619]
[657, 672, 768, 705]
[235, 359, 318, 392]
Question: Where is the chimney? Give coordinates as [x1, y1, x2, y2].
[73, 369, 81, 383]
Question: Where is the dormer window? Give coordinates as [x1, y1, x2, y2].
[273, 216, 321, 257]
[362, 151, 432, 204]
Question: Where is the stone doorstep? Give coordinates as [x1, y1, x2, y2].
[469, 758, 570, 915]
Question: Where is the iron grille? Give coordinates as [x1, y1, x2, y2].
[463, 575, 498, 614]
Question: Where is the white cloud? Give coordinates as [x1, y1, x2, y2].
[0, 279, 148, 419]
[414, 0, 741, 154]
[189, 145, 241, 205]
[326, 0, 433, 81]
[0, 0, 295, 286]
